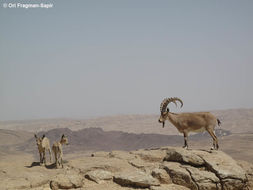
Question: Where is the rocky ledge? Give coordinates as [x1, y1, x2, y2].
[2, 147, 253, 190]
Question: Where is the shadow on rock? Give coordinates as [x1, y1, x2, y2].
[25, 162, 57, 169]
[46, 163, 57, 169]
[25, 162, 41, 168]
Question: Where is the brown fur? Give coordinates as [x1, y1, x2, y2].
[52, 134, 69, 168]
[34, 134, 52, 165]
[159, 98, 220, 150]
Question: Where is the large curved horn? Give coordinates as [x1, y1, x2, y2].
[172, 97, 183, 108]
[160, 97, 183, 113]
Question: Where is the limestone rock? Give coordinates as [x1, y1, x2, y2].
[130, 149, 167, 162]
[26, 172, 50, 188]
[0, 171, 51, 190]
[237, 160, 253, 189]
[85, 169, 113, 183]
[151, 168, 172, 184]
[162, 147, 248, 190]
[150, 184, 190, 190]
[1, 146, 252, 190]
[128, 157, 158, 172]
[163, 147, 205, 166]
[69, 156, 134, 173]
[50, 172, 83, 190]
[195, 150, 247, 189]
[182, 165, 221, 190]
[113, 171, 159, 188]
[162, 162, 198, 190]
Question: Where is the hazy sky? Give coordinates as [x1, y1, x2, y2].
[0, 0, 253, 120]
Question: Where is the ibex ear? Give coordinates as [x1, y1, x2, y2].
[62, 134, 65, 138]
[42, 134, 45, 139]
[34, 134, 37, 139]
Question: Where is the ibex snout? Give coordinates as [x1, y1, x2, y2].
[158, 118, 165, 128]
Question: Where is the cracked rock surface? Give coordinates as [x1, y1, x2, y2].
[0, 147, 252, 189]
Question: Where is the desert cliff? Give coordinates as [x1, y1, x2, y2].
[0, 146, 252, 190]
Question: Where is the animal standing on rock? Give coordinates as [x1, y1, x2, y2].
[34, 134, 52, 165]
[52, 134, 69, 168]
[158, 97, 221, 150]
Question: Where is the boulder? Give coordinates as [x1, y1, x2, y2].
[151, 168, 172, 184]
[195, 150, 247, 190]
[113, 171, 159, 188]
[182, 165, 221, 190]
[162, 162, 198, 190]
[85, 169, 113, 183]
[163, 147, 205, 166]
[162, 147, 248, 190]
[50, 171, 83, 190]
[128, 157, 158, 172]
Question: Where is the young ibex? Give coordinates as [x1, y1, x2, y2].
[52, 134, 69, 168]
[158, 97, 221, 150]
[34, 134, 52, 165]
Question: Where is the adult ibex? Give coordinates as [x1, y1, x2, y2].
[158, 97, 221, 150]
[34, 134, 52, 165]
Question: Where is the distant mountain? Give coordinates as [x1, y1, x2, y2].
[0, 108, 252, 135]
[0, 129, 33, 146]
[2, 127, 253, 163]
[18, 127, 231, 155]
[0, 129, 33, 157]
[191, 128, 231, 139]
